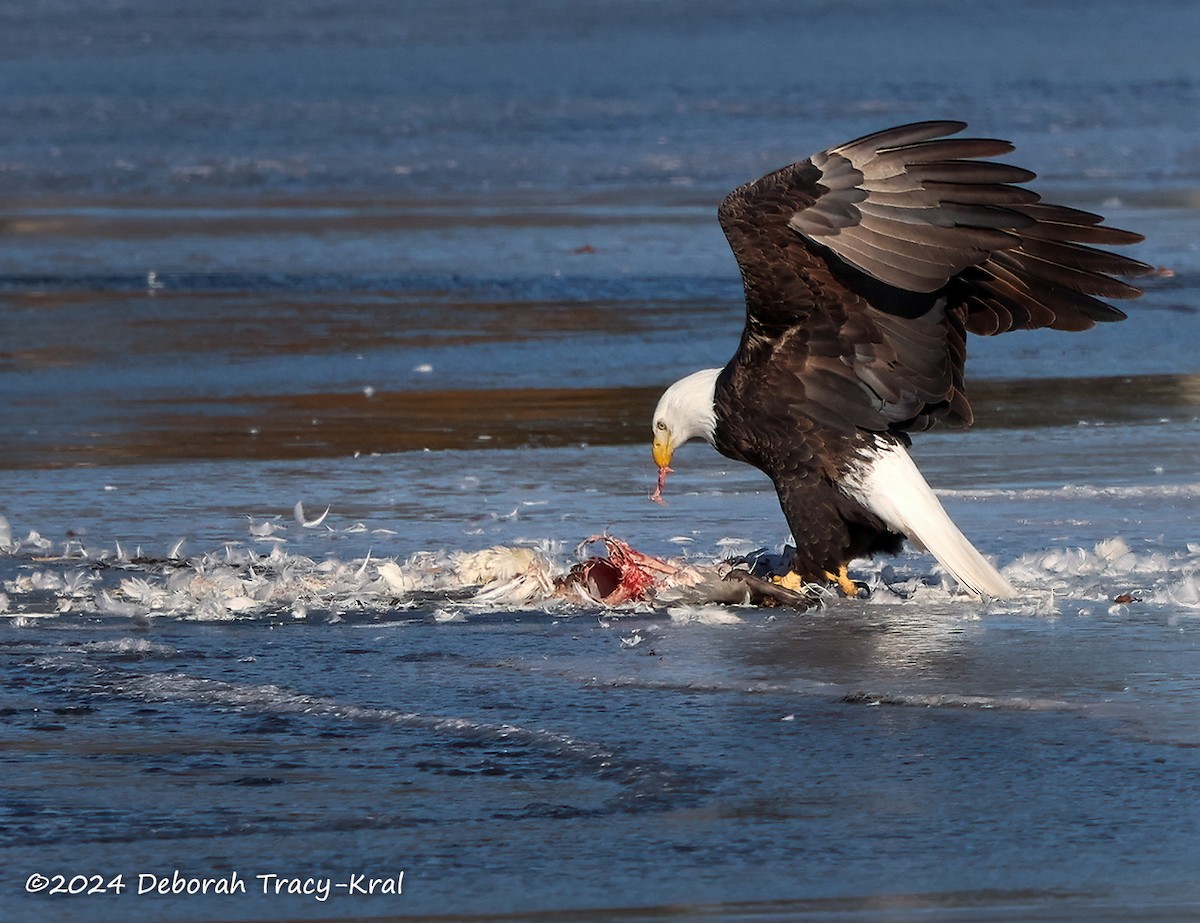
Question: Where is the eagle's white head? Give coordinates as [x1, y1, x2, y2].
[649, 368, 720, 502]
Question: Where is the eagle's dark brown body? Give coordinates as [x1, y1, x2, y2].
[705, 121, 1151, 581]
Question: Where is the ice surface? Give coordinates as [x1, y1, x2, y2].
[2, 1, 1199, 920]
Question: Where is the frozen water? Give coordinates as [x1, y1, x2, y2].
[2, 1, 1200, 921]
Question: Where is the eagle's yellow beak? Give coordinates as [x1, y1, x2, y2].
[652, 435, 673, 469]
[650, 435, 674, 505]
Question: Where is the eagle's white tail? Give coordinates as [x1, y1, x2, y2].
[841, 437, 1017, 599]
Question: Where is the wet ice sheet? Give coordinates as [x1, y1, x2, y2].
[1, 0, 1197, 202]
[4, 417, 1200, 772]
[3, 0, 1200, 919]
[4, 300, 1200, 923]
[3, 576, 1200, 923]
[3, 395, 1199, 610]
[0, 200, 1191, 469]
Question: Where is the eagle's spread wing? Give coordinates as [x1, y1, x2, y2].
[717, 120, 1152, 432]
[790, 120, 1039, 293]
[951, 202, 1147, 334]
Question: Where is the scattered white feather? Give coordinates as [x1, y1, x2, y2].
[248, 518, 286, 540]
[453, 546, 542, 584]
[96, 591, 143, 618]
[24, 531, 53, 551]
[377, 561, 415, 594]
[293, 501, 331, 528]
[1166, 574, 1200, 609]
[667, 605, 744, 625]
[4, 498, 1199, 626]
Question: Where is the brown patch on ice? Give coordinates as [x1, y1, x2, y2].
[0, 385, 662, 468]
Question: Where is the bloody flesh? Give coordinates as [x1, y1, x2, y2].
[649, 465, 671, 505]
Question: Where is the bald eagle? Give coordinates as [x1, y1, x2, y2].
[650, 120, 1151, 599]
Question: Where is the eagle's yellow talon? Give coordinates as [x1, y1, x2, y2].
[772, 571, 808, 592]
[824, 565, 860, 597]
[773, 567, 859, 596]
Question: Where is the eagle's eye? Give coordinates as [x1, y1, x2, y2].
[655, 420, 668, 432]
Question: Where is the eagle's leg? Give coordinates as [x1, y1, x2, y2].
[772, 565, 861, 597]
[772, 570, 808, 593]
[823, 565, 861, 598]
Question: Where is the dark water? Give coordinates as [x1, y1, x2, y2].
[3, 2, 1200, 921]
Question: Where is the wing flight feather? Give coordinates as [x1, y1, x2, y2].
[717, 120, 1152, 433]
